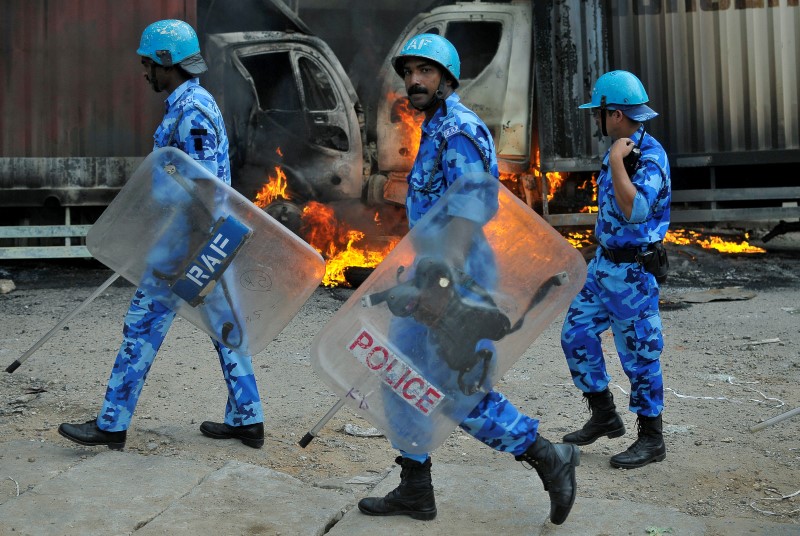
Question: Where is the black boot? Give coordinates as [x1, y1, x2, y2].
[199, 421, 264, 449]
[58, 419, 126, 450]
[563, 389, 625, 445]
[609, 414, 666, 469]
[516, 435, 580, 525]
[358, 456, 437, 520]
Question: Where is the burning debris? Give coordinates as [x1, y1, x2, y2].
[664, 229, 765, 254]
[300, 201, 399, 287]
[250, 154, 400, 287]
[388, 90, 423, 156]
[249, 144, 768, 289]
[557, 228, 768, 254]
[253, 165, 289, 209]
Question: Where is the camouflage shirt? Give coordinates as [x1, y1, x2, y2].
[595, 125, 671, 249]
[153, 78, 231, 185]
[406, 93, 499, 229]
[406, 92, 500, 289]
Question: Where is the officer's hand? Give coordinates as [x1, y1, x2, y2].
[609, 137, 635, 164]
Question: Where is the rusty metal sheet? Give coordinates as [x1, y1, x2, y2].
[0, 0, 195, 160]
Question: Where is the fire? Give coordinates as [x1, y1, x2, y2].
[544, 172, 566, 202]
[389, 90, 423, 152]
[301, 201, 400, 287]
[664, 229, 765, 254]
[253, 166, 289, 208]
[251, 156, 398, 286]
[525, 171, 764, 254]
[563, 230, 594, 249]
[577, 177, 598, 213]
[561, 228, 766, 254]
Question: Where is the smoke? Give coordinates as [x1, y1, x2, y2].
[297, 1, 445, 137]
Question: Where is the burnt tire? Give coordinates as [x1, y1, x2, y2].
[264, 200, 303, 236]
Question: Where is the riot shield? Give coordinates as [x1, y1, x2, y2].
[311, 172, 587, 454]
[86, 147, 325, 356]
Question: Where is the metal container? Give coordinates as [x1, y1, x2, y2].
[0, 0, 194, 207]
[607, 0, 800, 167]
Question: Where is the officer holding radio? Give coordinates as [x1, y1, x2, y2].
[58, 20, 265, 451]
[560, 70, 671, 469]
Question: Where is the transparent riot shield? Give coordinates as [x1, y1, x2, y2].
[311, 172, 587, 454]
[86, 147, 325, 356]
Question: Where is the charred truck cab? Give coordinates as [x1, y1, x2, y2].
[370, 0, 800, 230]
[203, 31, 364, 230]
[0, 0, 369, 258]
[372, 0, 604, 207]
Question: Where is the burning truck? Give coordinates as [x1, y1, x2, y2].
[1, 0, 799, 279]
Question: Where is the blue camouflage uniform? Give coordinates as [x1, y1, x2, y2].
[98, 79, 264, 432]
[394, 92, 540, 462]
[561, 125, 670, 417]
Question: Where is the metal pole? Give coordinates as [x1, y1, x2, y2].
[298, 398, 346, 447]
[5, 272, 122, 373]
[749, 406, 800, 433]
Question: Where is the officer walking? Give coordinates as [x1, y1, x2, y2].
[560, 70, 671, 468]
[58, 20, 265, 450]
[357, 34, 579, 525]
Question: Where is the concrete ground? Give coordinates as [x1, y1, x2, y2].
[0, 440, 795, 536]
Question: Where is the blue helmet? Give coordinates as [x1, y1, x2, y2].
[392, 33, 461, 88]
[579, 70, 657, 121]
[137, 19, 207, 75]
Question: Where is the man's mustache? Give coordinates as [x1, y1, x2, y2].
[408, 85, 428, 96]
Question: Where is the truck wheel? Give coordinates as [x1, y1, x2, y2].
[264, 200, 303, 237]
[366, 174, 387, 206]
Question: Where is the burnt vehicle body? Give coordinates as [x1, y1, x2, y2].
[1, 0, 798, 259]
[0, 0, 363, 258]
[203, 31, 364, 225]
[371, 0, 800, 228]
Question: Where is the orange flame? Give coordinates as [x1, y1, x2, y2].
[577, 177, 598, 213]
[253, 166, 289, 208]
[252, 164, 400, 287]
[388, 90, 423, 154]
[664, 230, 765, 254]
[563, 231, 594, 249]
[544, 172, 566, 202]
[301, 201, 400, 287]
[562, 228, 766, 254]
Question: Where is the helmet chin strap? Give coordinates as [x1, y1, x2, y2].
[600, 95, 609, 137]
[148, 63, 165, 93]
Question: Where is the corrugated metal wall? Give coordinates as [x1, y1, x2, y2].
[0, 0, 196, 158]
[608, 0, 799, 163]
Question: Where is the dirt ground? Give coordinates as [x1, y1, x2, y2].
[1, 228, 799, 529]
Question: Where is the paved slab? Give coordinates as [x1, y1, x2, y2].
[0, 441, 91, 504]
[333, 462, 799, 535]
[1, 440, 798, 535]
[0, 444, 211, 535]
[329, 462, 711, 536]
[136, 461, 354, 535]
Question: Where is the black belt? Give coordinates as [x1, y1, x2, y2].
[600, 246, 645, 264]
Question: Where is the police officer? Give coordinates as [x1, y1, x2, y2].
[560, 70, 671, 468]
[58, 20, 265, 450]
[357, 34, 579, 526]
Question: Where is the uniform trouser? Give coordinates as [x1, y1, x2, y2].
[560, 253, 664, 417]
[388, 317, 539, 463]
[97, 287, 264, 432]
[401, 392, 540, 464]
